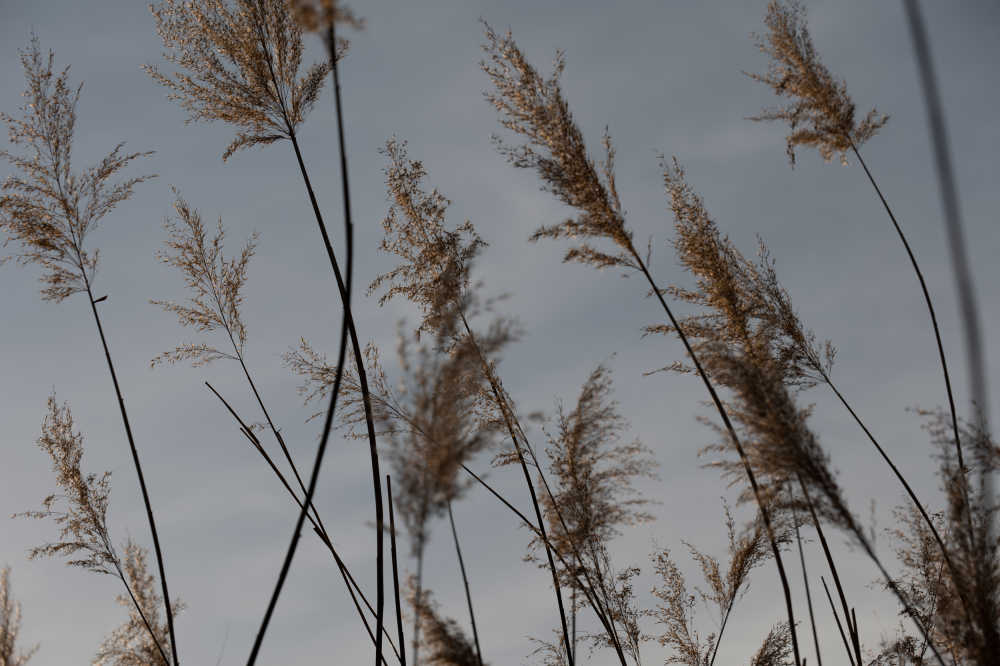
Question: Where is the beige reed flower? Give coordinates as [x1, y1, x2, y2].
[0, 568, 38, 666]
[94, 540, 183, 666]
[150, 190, 258, 368]
[0, 37, 153, 302]
[146, 0, 337, 161]
[288, 0, 363, 33]
[480, 24, 639, 273]
[746, 0, 888, 165]
[407, 580, 485, 666]
[14, 395, 116, 575]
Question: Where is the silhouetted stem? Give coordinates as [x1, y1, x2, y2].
[247, 15, 385, 665]
[790, 502, 822, 666]
[86, 285, 178, 666]
[457, 312, 575, 666]
[387, 477, 407, 666]
[821, 576, 855, 666]
[205, 383, 398, 663]
[796, 476, 860, 666]
[904, 2, 997, 655]
[459, 464, 624, 661]
[447, 502, 483, 666]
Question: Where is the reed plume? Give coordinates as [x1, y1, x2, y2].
[648, 506, 773, 666]
[1, 37, 177, 664]
[146, 0, 335, 161]
[287, 320, 494, 665]
[407, 581, 484, 666]
[0, 36, 153, 302]
[147, 5, 385, 660]
[481, 24, 803, 664]
[14, 396, 175, 665]
[528, 363, 655, 663]
[151, 191, 257, 368]
[0, 568, 37, 666]
[94, 540, 182, 666]
[374, 136, 577, 663]
[745, 0, 887, 166]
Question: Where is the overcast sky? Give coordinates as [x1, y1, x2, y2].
[2, 1, 999, 664]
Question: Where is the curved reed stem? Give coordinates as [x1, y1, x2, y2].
[627, 243, 803, 666]
[85, 284, 178, 666]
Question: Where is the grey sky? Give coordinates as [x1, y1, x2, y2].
[2, 0, 998, 664]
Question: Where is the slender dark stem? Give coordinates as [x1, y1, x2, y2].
[86, 287, 178, 666]
[796, 476, 860, 666]
[707, 592, 737, 666]
[903, 0, 990, 456]
[790, 501, 822, 666]
[457, 313, 575, 666]
[517, 430, 628, 665]
[205, 384, 398, 663]
[110, 555, 172, 666]
[824, 378, 963, 594]
[849, 141, 967, 486]
[458, 463, 620, 648]
[821, 577, 856, 666]
[413, 541, 425, 666]
[447, 501, 483, 666]
[628, 245, 802, 666]
[387, 477, 407, 666]
[904, 3, 997, 656]
[247, 16, 385, 664]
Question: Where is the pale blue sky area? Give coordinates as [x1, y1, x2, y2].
[1, 1, 998, 664]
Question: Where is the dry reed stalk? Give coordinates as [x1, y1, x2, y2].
[204, 383, 401, 665]
[148, 194, 400, 659]
[14, 396, 177, 665]
[146, 2, 385, 660]
[369, 137, 579, 664]
[0, 568, 38, 666]
[0, 38, 177, 665]
[747, 3, 998, 656]
[524, 363, 656, 664]
[648, 504, 776, 665]
[479, 23, 803, 665]
[287, 320, 493, 665]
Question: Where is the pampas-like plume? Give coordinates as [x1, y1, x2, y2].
[648, 506, 774, 666]
[94, 541, 183, 666]
[746, 0, 888, 165]
[482, 24, 802, 665]
[151, 191, 257, 368]
[0, 568, 38, 666]
[146, 0, 336, 161]
[373, 136, 576, 663]
[289, 0, 363, 33]
[15, 396, 116, 575]
[749, 624, 794, 666]
[14, 397, 174, 666]
[535, 363, 657, 560]
[287, 321, 494, 665]
[0, 36, 153, 301]
[408, 582, 485, 666]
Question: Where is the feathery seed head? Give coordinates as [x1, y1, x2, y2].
[14, 395, 116, 575]
[146, 0, 336, 160]
[94, 540, 182, 666]
[0, 568, 38, 666]
[151, 190, 257, 368]
[481, 24, 638, 271]
[289, 0, 363, 33]
[1, 37, 153, 301]
[747, 0, 888, 165]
